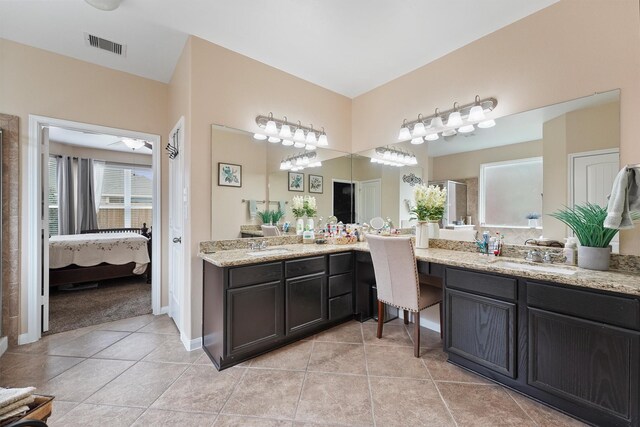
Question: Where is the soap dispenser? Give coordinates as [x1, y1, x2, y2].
[564, 237, 578, 266]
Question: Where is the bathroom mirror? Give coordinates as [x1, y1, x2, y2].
[211, 125, 352, 240]
[353, 89, 621, 248]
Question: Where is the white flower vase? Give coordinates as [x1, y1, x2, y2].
[427, 220, 440, 239]
[528, 218, 538, 228]
[415, 221, 429, 249]
[306, 218, 315, 232]
[296, 218, 305, 235]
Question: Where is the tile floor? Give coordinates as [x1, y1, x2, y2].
[0, 315, 586, 426]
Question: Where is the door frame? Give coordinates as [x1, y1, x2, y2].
[21, 115, 162, 344]
[568, 148, 620, 209]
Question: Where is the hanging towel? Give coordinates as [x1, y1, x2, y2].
[278, 200, 286, 213]
[248, 200, 258, 218]
[604, 166, 640, 229]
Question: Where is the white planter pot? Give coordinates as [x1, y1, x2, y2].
[577, 246, 611, 271]
[528, 218, 538, 228]
[306, 218, 315, 232]
[415, 221, 429, 249]
[296, 218, 305, 235]
[427, 221, 440, 239]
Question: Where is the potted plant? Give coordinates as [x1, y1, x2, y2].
[410, 184, 447, 248]
[291, 196, 306, 235]
[550, 203, 639, 271]
[271, 209, 285, 227]
[526, 212, 541, 228]
[304, 196, 317, 231]
[257, 209, 273, 225]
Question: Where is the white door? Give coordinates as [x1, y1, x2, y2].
[570, 149, 620, 251]
[41, 126, 50, 332]
[168, 120, 186, 328]
[359, 179, 381, 224]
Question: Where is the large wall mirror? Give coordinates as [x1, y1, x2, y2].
[353, 89, 621, 250]
[211, 125, 352, 240]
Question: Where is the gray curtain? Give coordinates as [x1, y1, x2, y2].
[77, 158, 98, 232]
[57, 156, 75, 235]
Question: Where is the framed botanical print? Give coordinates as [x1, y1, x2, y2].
[309, 174, 323, 194]
[218, 162, 242, 187]
[288, 172, 304, 192]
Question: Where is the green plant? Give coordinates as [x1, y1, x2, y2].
[257, 210, 273, 224]
[549, 203, 640, 248]
[271, 209, 285, 224]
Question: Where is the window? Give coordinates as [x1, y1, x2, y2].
[99, 163, 152, 229]
[479, 157, 543, 227]
[48, 157, 59, 236]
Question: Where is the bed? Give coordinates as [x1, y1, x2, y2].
[48, 225, 152, 287]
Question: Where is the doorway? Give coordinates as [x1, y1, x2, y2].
[22, 116, 161, 344]
[332, 179, 355, 223]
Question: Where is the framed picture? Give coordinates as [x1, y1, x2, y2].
[288, 172, 304, 192]
[309, 174, 323, 194]
[218, 162, 242, 187]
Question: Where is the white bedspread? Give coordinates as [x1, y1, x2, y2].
[49, 232, 150, 271]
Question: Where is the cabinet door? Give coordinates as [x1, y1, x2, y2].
[445, 288, 517, 378]
[286, 273, 327, 334]
[528, 307, 639, 425]
[226, 280, 283, 356]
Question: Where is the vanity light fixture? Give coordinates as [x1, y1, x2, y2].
[317, 128, 328, 146]
[293, 141, 306, 148]
[256, 113, 329, 147]
[282, 139, 294, 146]
[305, 144, 316, 151]
[264, 113, 279, 135]
[305, 125, 317, 144]
[279, 117, 293, 138]
[279, 151, 318, 171]
[375, 147, 418, 166]
[398, 96, 497, 142]
[268, 136, 281, 143]
[253, 133, 267, 140]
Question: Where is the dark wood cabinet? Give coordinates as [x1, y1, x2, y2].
[286, 273, 327, 334]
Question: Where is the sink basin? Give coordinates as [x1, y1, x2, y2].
[491, 260, 577, 276]
[246, 248, 292, 257]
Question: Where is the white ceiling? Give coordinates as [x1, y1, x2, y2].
[0, 0, 558, 97]
[49, 126, 153, 155]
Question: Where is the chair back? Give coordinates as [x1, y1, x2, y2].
[366, 234, 420, 311]
[261, 225, 281, 236]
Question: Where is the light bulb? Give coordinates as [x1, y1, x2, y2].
[279, 124, 292, 138]
[446, 111, 463, 127]
[478, 119, 496, 128]
[305, 144, 316, 151]
[293, 141, 306, 148]
[411, 137, 424, 145]
[458, 124, 475, 133]
[253, 133, 267, 140]
[268, 136, 281, 143]
[468, 105, 485, 122]
[412, 122, 427, 137]
[398, 126, 412, 141]
[442, 129, 457, 136]
[282, 139, 294, 146]
[293, 128, 306, 142]
[264, 119, 278, 135]
[305, 131, 317, 144]
[317, 133, 328, 146]
[425, 133, 439, 141]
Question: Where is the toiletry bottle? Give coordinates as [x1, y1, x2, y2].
[482, 231, 490, 255]
[564, 237, 577, 266]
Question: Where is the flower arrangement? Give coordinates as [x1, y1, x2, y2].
[291, 196, 306, 219]
[304, 195, 317, 218]
[410, 184, 447, 221]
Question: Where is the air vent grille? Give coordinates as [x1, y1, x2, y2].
[84, 33, 126, 56]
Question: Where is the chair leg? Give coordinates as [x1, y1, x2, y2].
[439, 302, 444, 339]
[376, 300, 385, 339]
[403, 309, 409, 325]
[414, 312, 421, 357]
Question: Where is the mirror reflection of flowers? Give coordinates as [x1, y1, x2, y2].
[291, 196, 306, 219]
[304, 195, 317, 218]
[410, 184, 447, 221]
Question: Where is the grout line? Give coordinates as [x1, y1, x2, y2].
[504, 387, 539, 425]
[423, 357, 459, 427]
[218, 362, 251, 416]
[292, 339, 315, 422]
[361, 322, 377, 427]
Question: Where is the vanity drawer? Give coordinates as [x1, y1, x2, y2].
[527, 281, 640, 330]
[329, 293, 353, 320]
[329, 273, 353, 297]
[329, 252, 353, 275]
[285, 256, 326, 278]
[228, 262, 282, 289]
[446, 268, 516, 301]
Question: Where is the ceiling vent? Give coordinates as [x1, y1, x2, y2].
[84, 33, 126, 56]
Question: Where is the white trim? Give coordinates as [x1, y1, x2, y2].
[24, 115, 162, 344]
[399, 310, 441, 333]
[0, 336, 7, 357]
[181, 333, 202, 351]
[160, 305, 170, 315]
[568, 148, 620, 209]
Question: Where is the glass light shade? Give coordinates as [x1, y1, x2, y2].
[285, 160, 292, 168]
[264, 120, 278, 135]
[310, 162, 322, 167]
[123, 138, 145, 149]
[424, 133, 439, 141]
[411, 137, 424, 145]
[468, 105, 485, 122]
[370, 158, 379, 163]
[398, 126, 412, 141]
[253, 133, 267, 140]
[305, 144, 316, 150]
[390, 152, 398, 160]
[279, 162, 289, 170]
[410, 157, 418, 165]
[458, 124, 475, 133]
[293, 141, 306, 148]
[446, 111, 463, 127]
[305, 131, 317, 144]
[317, 133, 328, 146]
[302, 156, 310, 164]
[268, 136, 281, 143]
[293, 128, 306, 142]
[279, 124, 292, 138]
[282, 139, 294, 146]
[383, 150, 391, 158]
[442, 129, 457, 136]
[430, 116, 444, 129]
[478, 119, 496, 128]
[412, 122, 427, 137]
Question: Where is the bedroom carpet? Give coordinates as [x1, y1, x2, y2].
[45, 276, 151, 335]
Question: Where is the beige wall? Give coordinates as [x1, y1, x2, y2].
[49, 141, 153, 166]
[0, 39, 168, 336]
[352, 0, 640, 254]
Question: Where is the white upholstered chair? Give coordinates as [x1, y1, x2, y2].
[261, 225, 281, 236]
[366, 234, 443, 357]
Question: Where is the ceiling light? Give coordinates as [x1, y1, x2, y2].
[398, 120, 412, 141]
[458, 124, 475, 133]
[412, 115, 427, 137]
[256, 114, 329, 148]
[279, 117, 292, 138]
[282, 139, 294, 146]
[468, 96, 486, 122]
[122, 138, 145, 150]
[268, 136, 281, 143]
[478, 119, 496, 128]
[317, 128, 328, 146]
[425, 133, 439, 141]
[253, 133, 267, 140]
[446, 103, 463, 127]
[85, 0, 122, 11]
[411, 137, 424, 145]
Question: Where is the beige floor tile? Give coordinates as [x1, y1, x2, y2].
[95, 314, 156, 332]
[214, 414, 293, 426]
[86, 361, 188, 407]
[307, 342, 366, 375]
[10, 325, 97, 354]
[313, 321, 363, 343]
[46, 330, 129, 357]
[0, 353, 84, 388]
[45, 400, 78, 425]
[362, 324, 413, 347]
[405, 324, 444, 350]
[292, 423, 349, 427]
[132, 408, 216, 426]
[507, 389, 587, 426]
[421, 347, 490, 384]
[295, 372, 373, 426]
[365, 345, 429, 379]
[152, 365, 245, 413]
[142, 335, 204, 364]
[223, 369, 305, 420]
[369, 376, 455, 426]
[138, 315, 179, 334]
[49, 403, 144, 427]
[365, 317, 405, 326]
[38, 358, 134, 402]
[249, 341, 313, 371]
[93, 332, 169, 361]
[437, 382, 535, 426]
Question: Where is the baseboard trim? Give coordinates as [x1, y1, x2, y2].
[399, 311, 441, 333]
[181, 334, 202, 352]
[18, 332, 36, 346]
[159, 306, 169, 315]
[0, 336, 7, 356]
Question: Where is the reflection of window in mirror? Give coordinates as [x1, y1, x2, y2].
[479, 157, 542, 227]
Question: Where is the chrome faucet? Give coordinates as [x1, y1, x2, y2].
[524, 249, 543, 263]
[248, 240, 268, 251]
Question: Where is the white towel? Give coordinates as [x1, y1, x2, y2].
[278, 200, 286, 213]
[0, 396, 35, 417]
[0, 387, 36, 409]
[248, 200, 258, 218]
[604, 166, 640, 229]
[0, 405, 30, 422]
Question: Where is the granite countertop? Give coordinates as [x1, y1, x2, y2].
[199, 242, 640, 297]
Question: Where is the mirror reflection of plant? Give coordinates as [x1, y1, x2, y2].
[271, 209, 285, 224]
[526, 212, 541, 220]
[550, 203, 640, 248]
[410, 184, 447, 221]
[304, 195, 317, 218]
[291, 196, 306, 219]
[257, 210, 273, 224]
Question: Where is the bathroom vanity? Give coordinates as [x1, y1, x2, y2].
[201, 243, 640, 426]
